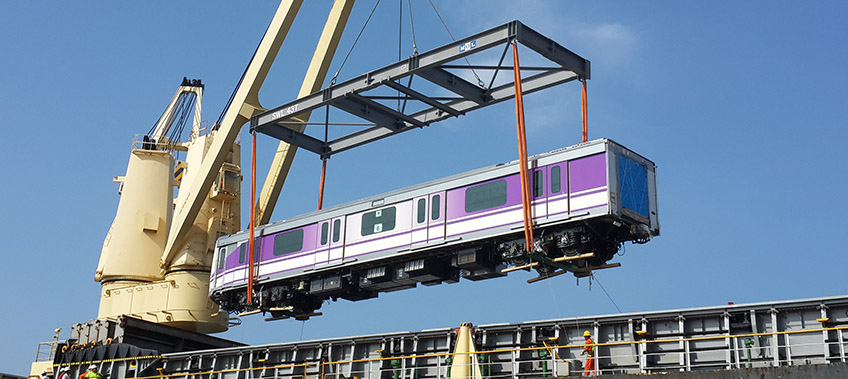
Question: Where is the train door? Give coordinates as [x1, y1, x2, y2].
[428, 191, 446, 243]
[531, 168, 548, 219]
[411, 196, 428, 248]
[329, 216, 345, 262]
[547, 163, 567, 215]
[315, 220, 331, 265]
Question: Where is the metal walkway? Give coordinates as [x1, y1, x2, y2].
[56, 295, 848, 377]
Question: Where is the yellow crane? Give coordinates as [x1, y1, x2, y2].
[94, 0, 355, 334]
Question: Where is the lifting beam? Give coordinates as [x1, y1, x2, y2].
[251, 21, 590, 159]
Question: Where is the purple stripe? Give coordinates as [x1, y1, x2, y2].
[344, 229, 410, 250]
[547, 204, 607, 219]
[410, 221, 445, 234]
[571, 188, 607, 198]
[341, 244, 406, 259]
[570, 204, 608, 213]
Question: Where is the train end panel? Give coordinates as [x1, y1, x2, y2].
[607, 140, 660, 240]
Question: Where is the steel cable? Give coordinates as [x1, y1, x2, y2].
[427, 0, 485, 88]
[329, 0, 382, 86]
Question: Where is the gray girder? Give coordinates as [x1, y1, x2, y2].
[251, 20, 590, 158]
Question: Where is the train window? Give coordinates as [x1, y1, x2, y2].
[551, 166, 562, 193]
[217, 248, 226, 270]
[361, 206, 396, 236]
[274, 229, 304, 256]
[321, 222, 329, 245]
[533, 171, 544, 198]
[238, 244, 245, 264]
[332, 219, 341, 242]
[431, 195, 441, 220]
[417, 198, 426, 223]
[465, 180, 507, 213]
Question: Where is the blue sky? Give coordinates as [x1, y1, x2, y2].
[1, 1, 846, 375]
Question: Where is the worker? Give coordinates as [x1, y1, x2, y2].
[40, 370, 49, 379]
[580, 330, 595, 376]
[85, 365, 102, 379]
[57, 367, 70, 379]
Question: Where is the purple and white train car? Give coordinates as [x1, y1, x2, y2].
[210, 139, 658, 316]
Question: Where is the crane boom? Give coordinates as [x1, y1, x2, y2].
[149, 79, 204, 143]
[255, 0, 355, 225]
[161, 0, 304, 268]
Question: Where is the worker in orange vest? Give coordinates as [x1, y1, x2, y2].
[581, 330, 595, 376]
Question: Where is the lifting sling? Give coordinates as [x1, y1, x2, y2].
[247, 132, 257, 304]
[511, 41, 535, 252]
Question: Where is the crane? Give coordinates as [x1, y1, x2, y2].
[94, 0, 355, 333]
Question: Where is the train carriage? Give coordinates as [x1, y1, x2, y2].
[210, 139, 659, 316]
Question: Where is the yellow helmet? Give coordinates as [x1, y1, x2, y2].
[583, 330, 591, 337]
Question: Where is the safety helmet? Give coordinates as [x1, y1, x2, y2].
[60, 368, 70, 372]
[583, 330, 591, 337]
[41, 371, 47, 375]
[88, 365, 97, 370]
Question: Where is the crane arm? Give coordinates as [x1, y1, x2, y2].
[255, 0, 355, 225]
[161, 0, 304, 268]
[149, 80, 203, 143]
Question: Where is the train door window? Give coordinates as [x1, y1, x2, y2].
[533, 170, 545, 198]
[551, 166, 562, 194]
[417, 198, 426, 223]
[332, 219, 341, 242]
[465, 179, 507, 213]
[321, 222, 329, 245]
[273, 229, 304, 256]
[431, 195, 441, 220]
[361, 206, 396, 236]
[217, 248, 226, 270]
[253, 240, 260, 262]
[238, 241, 261, 263]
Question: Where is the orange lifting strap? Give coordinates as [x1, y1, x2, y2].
[247, 132, 257, 304]
[582, 80, 588, 143]
[317, 159, 327, 210]
[511, 42, 535, 252]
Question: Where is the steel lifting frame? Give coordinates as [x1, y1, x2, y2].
[250, 20, 590, 158]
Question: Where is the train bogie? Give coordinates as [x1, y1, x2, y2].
[210, 139, 659, 317]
